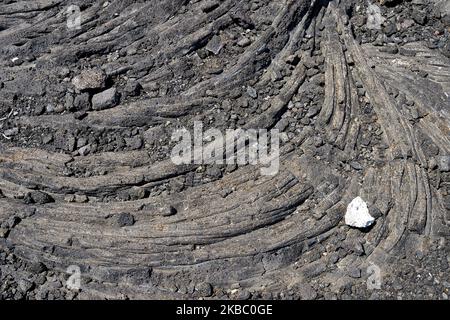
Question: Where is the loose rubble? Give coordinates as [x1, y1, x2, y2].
[345, 197, 375, 229]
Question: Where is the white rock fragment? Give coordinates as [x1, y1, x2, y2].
[206, 35, 223, 55]
[345, 196, 375, 228]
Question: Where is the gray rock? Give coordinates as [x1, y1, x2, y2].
[206, 35, 223, 55]
[18, 279, 34, 293]
[65, 93, 74, 110]
[206, 166, 222, 179]
[123, 80, 142, 97]
[4, 127, 19, 137]
[24, 191, 54, 204]
[350, 161, 363, 170]
[160, 205, 177, 217]
[78, 145, 91, 156]
[92, 87, 119, 110]
[64, 134, 77, 152]
[195, 282, 213, 297]
[64, 194, 75, 202]
[443, 195, 450, 210]
[383, 22, 397, 36]
[128, 186, 147, 200]
[6, 216, 21, 228]
[247, 86, 257, 99]
[306, 105, 321, 118]
[34, 104, 45, 116]
[298, 283, 317, 300]
[366, 3, 384, 30]
[206, 66, 223, 74]
[74, 194, 88, 203]
[10, 57, 23, 66]
[285, 54, 300, 68]
[236, 289, 251, 300]
[314, 136, 324, 147]
[201, 1, 219, 13]
[27, 262, 47, 274]
[117, 212, 135, 227]
[72, 69, 106, 91]
[348, 267, 362, 278]
[0, 228, 8, 238]
[412, 10, 427, 25]
[77, 137, 88, 148]
[73, 92, 91, 110]
[237, 37, 251, 47]
[42, 134, 53, 144]
[126, 268, 152, 285]
[437, 155, 450, 172]
[119, 186, 147, 200]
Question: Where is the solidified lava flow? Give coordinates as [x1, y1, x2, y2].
[0, 0, 449, 300]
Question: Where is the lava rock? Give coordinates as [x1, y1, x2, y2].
[237, 37, 251, 47]
[126, 268, 152, 285]
[42, 134, 53, 144]
[366, 3, 385, 30]
[123, 80, 142, 97]
[206, 35, 223, 55]
[0, 228, 8, 238]
[124, 136, 143, 150]
[34, 104, 45, 116]
[18, 279, 34, 293]
[4, 127, 19, 137]
[74, 194, 88, 203]
[285, 54, 300, 65]
[195, 282, 213, 297]
[201, 1, 219, 13]
[27, 262, 47, 274]
[247, 86, 257, 99]
[412, 10, 427, 25]
[78, 145, 91, 156]
[383, 22, 397, 36]
[128, 187, 147, 200]
[24, 191, 54, 204]
[379, 45, 399, 54]
[159, 205, 177, 217]
[437, 155, 450, 172]
[345, 197, 375, 228]
[298, 283, 317, 300]
[348, 267, 362, 278]
[118, 187, 146, 201]
[59, 134, 76, 152]
[73, 92, 91, 110]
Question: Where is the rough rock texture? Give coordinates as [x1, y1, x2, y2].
[0, 0, 449, 300]
[345, 197, 375, 229]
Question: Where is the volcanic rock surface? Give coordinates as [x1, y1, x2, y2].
[0, 0, 449, 300]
